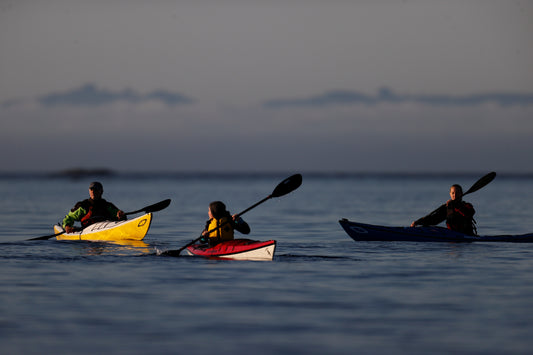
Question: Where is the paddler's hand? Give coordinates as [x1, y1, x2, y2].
[117, 210, 126, 220]
[200, 230, 208, 243]
[410, 221, 417, 227]
[65, 226, 76, 233]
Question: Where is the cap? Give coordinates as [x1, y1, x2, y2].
[89, 181, 103, 191]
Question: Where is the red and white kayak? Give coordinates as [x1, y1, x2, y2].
[185, 239, 276, 261]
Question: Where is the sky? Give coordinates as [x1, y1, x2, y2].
[1, 0, 532, 174]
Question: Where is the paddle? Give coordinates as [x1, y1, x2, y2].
[122, 199, 172, 216]
[463, 171, 496, 196]
[425, 172, 496, 219]
[161, 174, 303, 257]
[28, 199, 171, 241]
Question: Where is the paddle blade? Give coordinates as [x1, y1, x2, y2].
[28, 231, 65, 241]
[464, 172, 496, 196]
[126, 199, 171, 215]
[271, 174, 303, 198]
[143, 199, 171, 213]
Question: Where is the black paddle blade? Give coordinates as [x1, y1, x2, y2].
[126, 199, 171, 215]
[271, 174, 303, 198]
[159, 249, 181, 257]
[28, 231, 65, 241]
[143, 199, 171, 213]
[464, 172, 496, 196]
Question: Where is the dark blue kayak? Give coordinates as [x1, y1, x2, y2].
[339, 218, 533, 243]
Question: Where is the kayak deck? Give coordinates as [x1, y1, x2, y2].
[339, 218, 533, 243]
[186, 239, 276, 260]
[54, 213, 152, 241]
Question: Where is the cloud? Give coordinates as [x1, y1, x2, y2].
[264, 87, 533, 108]
[36, 83, 193, 107]
[5, 85, 532, 110]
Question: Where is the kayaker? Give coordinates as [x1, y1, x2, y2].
[62, 181, 126, 233]
[410, 184, 477, 235]
[201, 201, 250, 246]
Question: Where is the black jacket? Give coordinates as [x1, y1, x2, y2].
[415, 200, 476, 235]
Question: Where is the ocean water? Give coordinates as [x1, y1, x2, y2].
[1, 173, 533, 354]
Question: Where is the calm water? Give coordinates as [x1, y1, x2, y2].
[1, 173, 533, 354]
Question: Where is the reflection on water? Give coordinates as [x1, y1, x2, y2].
[64, 239, 152, 256]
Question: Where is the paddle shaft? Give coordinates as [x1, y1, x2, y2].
[235, 195, 271, 218]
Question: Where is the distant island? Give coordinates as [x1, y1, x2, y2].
[48, 168, 116, 179]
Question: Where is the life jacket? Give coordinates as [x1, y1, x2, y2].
[446, 201, 476, 235]
[75, 199, 116, 227]
[205, 216, 234, 244]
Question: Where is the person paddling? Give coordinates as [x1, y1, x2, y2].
[201, 201, 250, 246]
[62, 181, 126, 233]
[411, 184, 476, 235]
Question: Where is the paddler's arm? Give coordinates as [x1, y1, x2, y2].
[411, 203, 446, 227]
[233, 215, 250, 235]
[62, 206, 87, 232]
[106, 202, 126, 221]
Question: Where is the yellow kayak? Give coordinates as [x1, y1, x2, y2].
[53, 213, 152, 241]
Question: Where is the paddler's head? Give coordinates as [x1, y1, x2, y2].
[89, 181, 104, 200]
[209, 201, 227, 220]
[450, 184, 463, 202]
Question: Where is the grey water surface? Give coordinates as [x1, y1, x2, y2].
[1, 173, 532, 354]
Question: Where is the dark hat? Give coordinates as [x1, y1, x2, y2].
[89, 181, 103, 191]
[209, 201, 227, 219]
